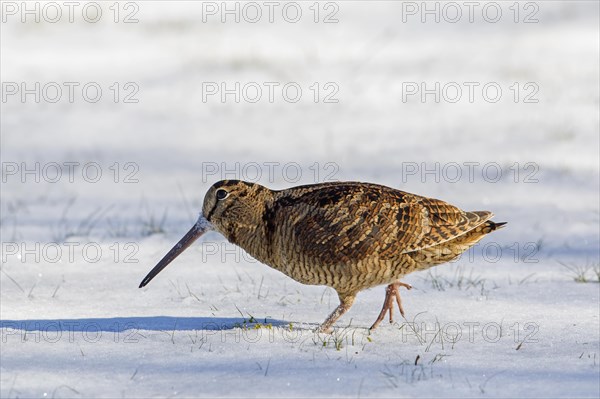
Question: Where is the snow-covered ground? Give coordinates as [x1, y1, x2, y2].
[1, 1, 599, 397]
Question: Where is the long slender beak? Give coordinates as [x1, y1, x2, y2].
[139, 216, 212, 288]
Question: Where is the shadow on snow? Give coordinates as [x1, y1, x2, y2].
[0, 316, 288, 332]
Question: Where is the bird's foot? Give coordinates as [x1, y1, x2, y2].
[316, 324, 334, 334]
[369, 281, 412, 330]
[316, 294, 356, 334]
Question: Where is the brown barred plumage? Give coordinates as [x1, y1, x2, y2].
[140, 180, 506, 333]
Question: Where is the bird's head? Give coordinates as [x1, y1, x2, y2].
[139, 180, 269, 288]
[202, 180, 269, 236]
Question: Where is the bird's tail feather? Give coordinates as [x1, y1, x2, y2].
[408, 220, 506, 268]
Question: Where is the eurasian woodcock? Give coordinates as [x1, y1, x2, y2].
[139, 180, 506, 333]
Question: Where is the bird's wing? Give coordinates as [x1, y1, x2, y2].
[272, 182, 492, 264]
[398, 196, 493, 253]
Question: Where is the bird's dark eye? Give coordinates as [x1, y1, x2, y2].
[216, 189, 229, 200]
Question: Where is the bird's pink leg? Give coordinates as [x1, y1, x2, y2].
[370, 281, 412, 330]
[318, 294, 356, 334]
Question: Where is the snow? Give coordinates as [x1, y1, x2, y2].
[1, 1, 599, 398]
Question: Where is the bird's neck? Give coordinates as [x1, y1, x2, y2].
[221, 196, 277, 266]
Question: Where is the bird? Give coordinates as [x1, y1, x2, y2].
[139, 180, 506, 333]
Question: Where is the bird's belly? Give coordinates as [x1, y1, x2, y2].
[266, 252, 415, 294]
[238, 227, 417, 294]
